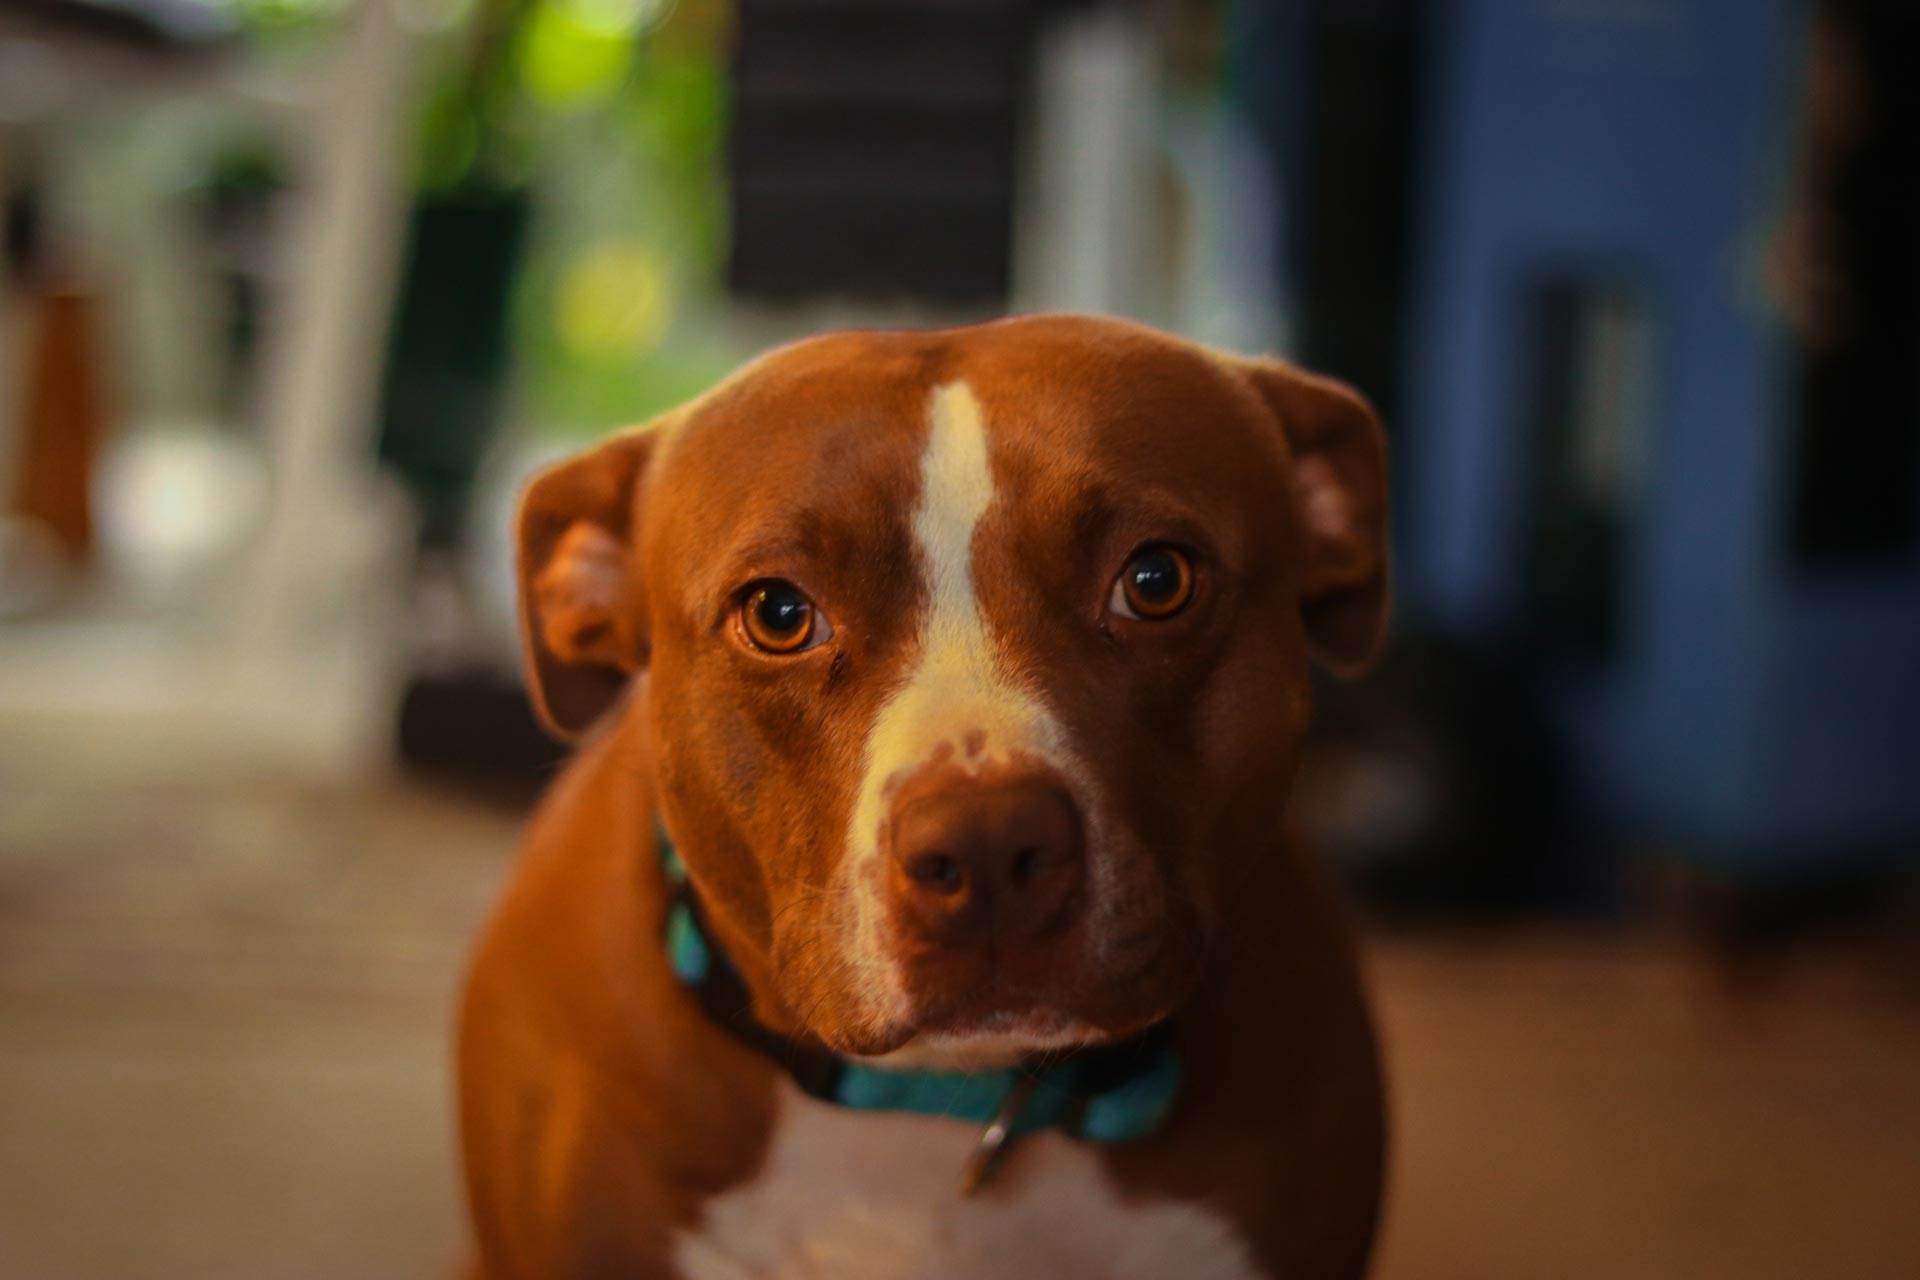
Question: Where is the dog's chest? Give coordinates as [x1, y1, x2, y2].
[673, 1082, 1262, 1280]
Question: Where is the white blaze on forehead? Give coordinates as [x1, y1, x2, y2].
[860, 380, 1073, 802]
[909, 380, 995, 649]
[841, 381, 1080, 1020]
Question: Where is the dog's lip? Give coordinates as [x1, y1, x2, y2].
[897, 978, 1175, 1047]
[863, 1011, 1111, 1071]
[874, 928, 1198, 1044]
[811, 986, 1182, 1062]
[812, 992, 1109, 1062]
[913, 1003, 1090, 1040]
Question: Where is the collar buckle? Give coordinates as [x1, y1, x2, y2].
[958, 1073, 1042, 1196]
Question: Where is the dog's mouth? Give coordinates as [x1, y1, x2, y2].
[804, 981, 1189, 1063]
[811, 939, 1199, 1065]
[771, 882, 1208, 1060]
[862, 1009, 1112, 1072]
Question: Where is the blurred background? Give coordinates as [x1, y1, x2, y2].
[1, 0, 1916, 1275]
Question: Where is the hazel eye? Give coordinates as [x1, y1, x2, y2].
[1111, 545, 1195, 621]
[739, 580, 831, 654]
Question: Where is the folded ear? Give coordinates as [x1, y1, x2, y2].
[516, 428, 658, 740]
[1241, 357, 1391, 676]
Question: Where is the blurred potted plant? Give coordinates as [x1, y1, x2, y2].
[375, 0, 542, 552]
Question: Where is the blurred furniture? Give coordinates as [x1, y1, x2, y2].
[12, 284, 104, 561]
[0, 0, 237, 593]
[1236, 0, 1424, 430]
[375, 190, 530, 552]
[0, 0, 234, 51]
[728, 0, 1034, 302]
[0, 0, 418, 780]
[1399, 0, 1920, 868]
[232, 0, 417, 776]
[1017, 1, 1160, 321]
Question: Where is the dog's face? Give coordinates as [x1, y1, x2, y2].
[517, 315, 1388, 1063]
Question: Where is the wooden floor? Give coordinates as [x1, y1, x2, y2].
[1368, 930, 1920, 1279]
[3, 717, 1917, 1279]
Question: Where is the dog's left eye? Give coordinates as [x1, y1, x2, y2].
[738, 580, 834, 654]
[1109, 545, 1196, 621]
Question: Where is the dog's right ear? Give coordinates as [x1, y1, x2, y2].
[1239, 357, 1391, 677]
[515, 428, 659, 741]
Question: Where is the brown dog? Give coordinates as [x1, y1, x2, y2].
[459, 314, 1389, 1278]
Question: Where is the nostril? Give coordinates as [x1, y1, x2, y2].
[908, 852, 964, 894]
[890, 781, 1084, 932]
[1010, 846, 1040, 884]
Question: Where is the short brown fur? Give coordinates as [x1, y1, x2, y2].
[463, 314, 1389, 1277]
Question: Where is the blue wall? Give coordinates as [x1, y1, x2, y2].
[1402, 0, 1920, 866]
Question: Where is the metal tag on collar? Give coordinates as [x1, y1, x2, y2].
[959, 1073, 1041, 1196]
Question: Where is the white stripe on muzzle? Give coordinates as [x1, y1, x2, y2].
[840, 381, 1080, 1025]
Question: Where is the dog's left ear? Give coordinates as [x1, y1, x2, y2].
[515, 427, 660, 740]
[1241, 358, 1391, 676]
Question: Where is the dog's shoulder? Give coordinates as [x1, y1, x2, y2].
[458, 732, 788, 1269]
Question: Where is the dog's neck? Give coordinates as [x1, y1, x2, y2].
[653, 824, 1185, 1194]
[647, 823, 821, 1046]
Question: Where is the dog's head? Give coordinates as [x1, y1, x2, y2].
[516, 315, 1388, 1065]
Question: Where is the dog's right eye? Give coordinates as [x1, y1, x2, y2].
[1111, 544, 1196, 621]
[738, 580, 832, 654]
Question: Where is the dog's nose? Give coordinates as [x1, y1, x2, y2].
[887, 781, 1084, 946]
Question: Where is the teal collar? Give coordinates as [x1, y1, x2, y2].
[658, 828, 1181, 1188]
